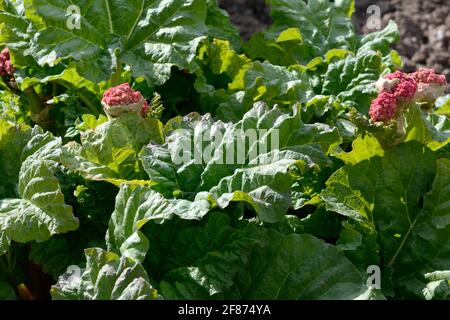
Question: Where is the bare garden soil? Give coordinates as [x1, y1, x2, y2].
[219, 0, 450, 81]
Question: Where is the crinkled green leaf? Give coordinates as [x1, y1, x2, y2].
[61, 113, 163, 182]
[209, 160, 297, 223]
[29, 230, 104, 278]
[20, 66, 100, 96]
[0, 158, 78, 254]
[29, 236, 86, 278]
[51, 248, 160, 300]
[299, 96, 355, 141]
[75, 114, 109, 132]
[140, 102, 341, 222]
[228, 233, 371, 299]
[322, 143, 450, 297]
[243, 28, 305, 67]
[23, 0, 208, 85]
[321, 51, 383, 112]
[106, 184, 210, 262]
[157, 213, 374, 299]
[405, 104, 450, 151]
[198, 51, 313, 120]
[245, 0, 356, 65]
[356, 21, 401, 71]
[0, 120, 60, 192]
[28, 174, 120, 278]
[244, 61, 313, 104]
[357, 20, 399, 56]
[193, 39, 252, 117]
[0, 0, 38, 68]
[394, 158, 450, 296]
[0, 124, 78, 255]
[195, 39, 252, 93]
[0, 119, 36, 197]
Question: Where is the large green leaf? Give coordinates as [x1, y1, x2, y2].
[335, 221, 380, 271]
[235, 20, 398, 121]
[61, 113, 163, 182]
[0, 153, 79, 254]
[153, 213, 376, 299]
[404, 104, 450, 151]
[322, 142, 450, 297]
[23, 0, 208, 85]
[29, 175, 120, 278]
[394, 158, 450, 296]
[243, 61, 314, 105]
[0, 119, 36, 198]
[19, 66, 100, 96]
[29, 234, 94, 278]
[196, 42, 313, 119]
[106, 184, 211, 262]
[0, 0, 97, 103]
[0, 0, 38, 68]
[140, 102, 341, 222]
[357, 20, 399, 56]
[321, 51, 383, 112]
[244, 1, 399, 71]
[192, 39, 252, 118]
[51, 248, 160, 300]
[333, 134, 384, 165]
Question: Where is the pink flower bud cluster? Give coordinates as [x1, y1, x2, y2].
[369, 69, 447, 122]
[369, 91, 397, 122]
[0, 48, 15, 77]
[410, 68, 447, 104]
[384, 71, 417, 101]
[102, 83, 149, 118]
[410, 68, 447, 85]
[102, 83, 144, 106]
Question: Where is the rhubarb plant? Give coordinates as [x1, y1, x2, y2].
[0, 0, 449, 301]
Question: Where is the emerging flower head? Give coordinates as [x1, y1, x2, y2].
[102, 83, 143, 105]
[410, 68, 447, 104]
[367, 68, 446, 147]
[383, 71, 417, 101]
[0, 48, 15, 77]
[102, 83, 147, 118]
[369, 91, 397, 122]
[410, 68, 447, 85]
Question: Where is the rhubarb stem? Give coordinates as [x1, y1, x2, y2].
[23, 87, 44, 114]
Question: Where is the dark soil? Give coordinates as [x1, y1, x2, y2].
[218, 0, 271, 40]
[219, 0, 450, 81]
[354, 0, 450, 81]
